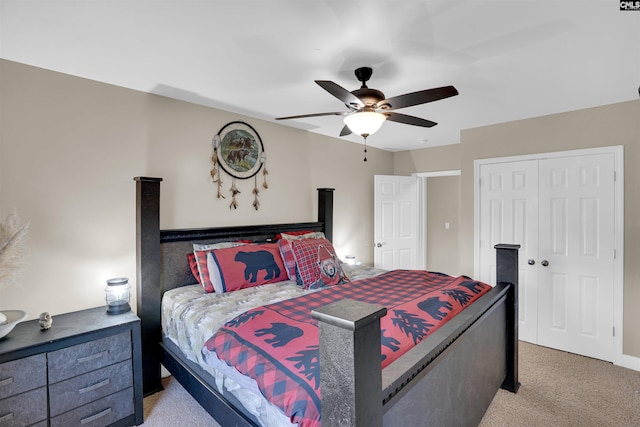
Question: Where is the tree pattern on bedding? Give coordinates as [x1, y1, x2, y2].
[204, 270, 490, 427]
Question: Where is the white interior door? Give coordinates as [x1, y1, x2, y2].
[537, 153, 615, 362]
[478, 152, 616, 362]
[374, 175, 421, 270]
[478, 160, 539, 343]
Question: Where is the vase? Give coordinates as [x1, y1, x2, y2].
[0, 310, 27, 339]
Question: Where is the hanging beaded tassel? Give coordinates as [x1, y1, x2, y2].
[229, 178, 240, 209]
[216, 176, 225, 199]
[210, 135, 225, 199]
[252, 176, 260, 210]
[261, 153, 269, 189]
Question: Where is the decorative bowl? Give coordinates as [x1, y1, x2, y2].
[0, 310, 27, 339]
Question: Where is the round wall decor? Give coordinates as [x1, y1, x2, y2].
[215, 121, 265, 180]
[210, 121, 269, 210]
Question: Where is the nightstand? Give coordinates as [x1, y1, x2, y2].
[0, 307, 143, 426]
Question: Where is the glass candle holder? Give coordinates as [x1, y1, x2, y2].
[105, 277, 131, 315]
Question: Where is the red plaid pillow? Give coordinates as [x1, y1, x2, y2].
[187, 253, 201, 284]
[290, 238, 349, 289]
[207, 243, 288, 293]
[277, 231, 326, 280]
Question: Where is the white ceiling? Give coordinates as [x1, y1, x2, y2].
[1, 1, 638, 151]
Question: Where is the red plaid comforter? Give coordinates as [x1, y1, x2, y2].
[204, 270, 490, 427]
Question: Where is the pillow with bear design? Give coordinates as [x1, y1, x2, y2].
[206, 243, 288, 293]
[193, 241, 247, 292]
[290, 237, 350, 289]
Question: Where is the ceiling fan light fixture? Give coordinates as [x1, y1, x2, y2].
[343, 111, 386, 137]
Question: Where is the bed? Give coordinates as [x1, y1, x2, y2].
[135, 176, 520, 426]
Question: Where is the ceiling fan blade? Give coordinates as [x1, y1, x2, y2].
[339, 125, 352, 137]
[315, 80, 365, 108]
[276, 111, 348, 120]
[384, 112, 437, 128]
[378, 86, 458, 110]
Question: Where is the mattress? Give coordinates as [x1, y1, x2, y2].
[161, 263, 386, 426]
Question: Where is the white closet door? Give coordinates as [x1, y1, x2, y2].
[537, 153, 615, 362]
[478, 152, 616, 361]
[478, 160, 539, 343]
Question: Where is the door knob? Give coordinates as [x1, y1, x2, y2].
[541, 260, 549, 267]
[528, 259, 535, 265]
[376, 242, 384, 248]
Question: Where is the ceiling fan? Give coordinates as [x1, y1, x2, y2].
[276, 67, 458, 159]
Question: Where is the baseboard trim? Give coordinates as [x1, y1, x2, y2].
[618, 353, 640, 372]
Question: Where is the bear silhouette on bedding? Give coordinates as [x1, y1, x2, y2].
[459, 280, 485, 294]
[234, 250, 281, 282]
[255, 322, 303, 347]
[417, 296, 454, 321]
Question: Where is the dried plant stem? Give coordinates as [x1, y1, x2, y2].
[0, 211, 29, 289]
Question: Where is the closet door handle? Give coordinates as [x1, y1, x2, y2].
[527, 259, 535, 265]
[541, 260, 549, 267]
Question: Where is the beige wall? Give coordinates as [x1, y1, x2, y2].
[0, 59, 393, 319]
[394, 143, 461, 173]
[3, 57, 637, 359]
[396, 99, 640, 358]
[426, 176, 460, 275]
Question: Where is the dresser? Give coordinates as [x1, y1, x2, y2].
[0, 307, 143, 426]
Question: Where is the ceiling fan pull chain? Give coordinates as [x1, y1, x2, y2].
[363, 135, 368, 162]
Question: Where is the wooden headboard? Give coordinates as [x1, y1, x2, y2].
[134, 176, 335, 395]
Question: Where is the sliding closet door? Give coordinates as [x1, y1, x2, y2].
[537, 153, 615, 362]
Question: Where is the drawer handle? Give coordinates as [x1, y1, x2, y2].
[0, 413, 14, 423]
[77, 350, 109, 363]
[0, 377, 14, 387]
[79, 378, 111, 394]
[80, 407, 111, 425]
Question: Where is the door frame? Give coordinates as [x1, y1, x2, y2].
[374, 170, 461, 271]
[473, 146, 624, 366]
[414, 170, 461, 272]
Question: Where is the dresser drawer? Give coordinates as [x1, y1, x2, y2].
[0, 353, 46, 400]
[50, 387, 133, 427]
[48, 331, 131, 383]
[0, 386, 47, 426]
[49, 359, 133, 417]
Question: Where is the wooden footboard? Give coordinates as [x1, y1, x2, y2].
[312, 245, 519, 427]
[135, 176, 519, 426]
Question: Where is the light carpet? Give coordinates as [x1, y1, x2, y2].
[142, 342, 640, 426]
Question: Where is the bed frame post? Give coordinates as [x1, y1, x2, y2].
[312, 299, 387, 427]
[317, 188, 334, 242]
[134, 176, 163, 396]
[494, 243, 520, 393]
